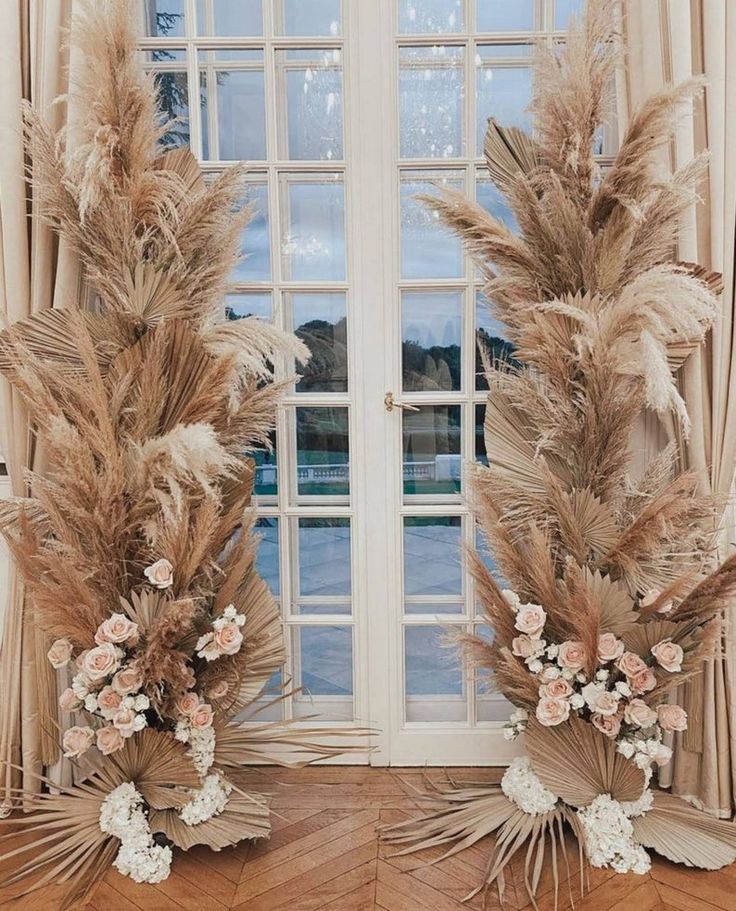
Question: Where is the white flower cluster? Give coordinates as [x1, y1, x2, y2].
[617, 733, 672, 770]
[175, 722, 216, 777]
[500, 757, 558, 816]
[179, 773, 233, 826]
[99, 782, 172, 883]
[576, 794, 651, 874]
[503, 707, 529, 741]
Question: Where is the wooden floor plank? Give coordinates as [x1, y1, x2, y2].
[1, 767, 731, 911]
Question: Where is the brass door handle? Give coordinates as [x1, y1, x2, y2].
[384, 391, 419, 413]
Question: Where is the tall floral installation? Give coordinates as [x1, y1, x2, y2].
[382, 0, 736, 904]
[0, 1, 362, 905]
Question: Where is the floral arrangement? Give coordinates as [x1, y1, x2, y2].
[0, 2, 364, 906]
[381, 0, 736, 903]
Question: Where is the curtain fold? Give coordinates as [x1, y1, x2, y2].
[0, 0, 81, 807]
[622, 0, 736, 816]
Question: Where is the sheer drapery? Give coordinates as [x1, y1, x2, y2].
[0, 0, 82, 805]
[622, 0, 736, 816]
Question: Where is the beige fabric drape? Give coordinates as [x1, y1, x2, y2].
[622, 0, 736, 816]
[0, 0, 82, 805]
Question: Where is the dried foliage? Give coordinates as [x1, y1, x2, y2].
[436, 0, 729, 713]
[383, 0, 736, 902]
[0, 0, 361, 903]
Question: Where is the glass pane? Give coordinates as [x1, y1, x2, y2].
[476, 291, 513, 389]
[291, 293, 348, 393]
[196, 0, 263, 36]
[476, 170, 517, 231]
[252, 430, 277, 497]
[296, 407, 350, 497]
[404, 516, 462, 596]
[153, 70, 189, 148]
[399, 0, 463, 33]
[405, 625, 465, 722]
[280, 175, 346, 281]
[235, 181, 270, 281]
[555, 0, 584, 29]
[476, 1, 535, 31]
[399, 46, 464, 159]
[403, 405, 462, 496]
[255, 518, 280, 596]
[297, 518, 351, 597]
[473, 623, 510, 721]
[143, 0, 185, 37]
[476, 56, 532, 154]
[278, 49, 343, 161]
[280, 0, 341, 38]
[402, 291, 461, 392]
[225, 292, 272, 321]
[475, 404, 487, 465]
[400, 170, 463, 279]
[293, 625, 353, 717]
[199, 51, 266, 161]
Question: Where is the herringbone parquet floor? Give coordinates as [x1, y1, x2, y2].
[1, 767, 734, 910]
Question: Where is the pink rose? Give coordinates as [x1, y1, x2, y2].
[112, 707, 137, 738]
[511, 635, 535, 658]
[629, 668, 657, 695]
[97, 685, 123, 720]
[176, 692, 201, 717]
[111, 665, 143, 696]
[47, 639, 73, 669]
[588, 690, 620, 717]
[514, 603, 546, 638]
[623, 698, 658, 727]
[654, 743, 673, 766]
[597, 633, 624, 663]
[95, 613, 138, 646]
[541, 678, 573, 700]
[182, 666, 197, 689]
[190, 703, 214, 730]
[96, 725, 125, 756]
[535, 696, 570, 727]
[82, 642, 120, 683]
[651, 640, 683, 673]
[144, 558, 174, 589]
[62, 725, 95, 759]
[207, 680, 229, 700]
[75, 650, 89, 670]
[213, 622, 243, 657]
[617, 651, 647, 678]
[657, 703, 688, 732]
[58, 687, 82, 712]
[558, 641, 587, 672]
[591, 713, 621, 738]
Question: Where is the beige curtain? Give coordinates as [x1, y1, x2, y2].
[622, 0, 736, 816]
[0, 0, 82, 806]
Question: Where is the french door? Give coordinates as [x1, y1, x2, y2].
[141, 0, 585, 764]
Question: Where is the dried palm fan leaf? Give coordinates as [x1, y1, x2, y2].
[122, 263, 195, 327]
[483, 118, 540, 194]
[149, 788, 271, 850]
[212, 719, 374, 768]
[526, 716, 646, 806]
[0, 308, 130, 374]
[582, 567, 638, 635]
[631, 791, 736, 869]
[152, 146, 206, 196]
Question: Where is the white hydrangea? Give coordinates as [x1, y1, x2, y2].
[188, 726, 216, 777]
[577, 794, 651, 875]
[179, 773, 233, 826]
[99, 782, 172, 884]
[501, 757, 558, 816]
[502, 708, 529, 741]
